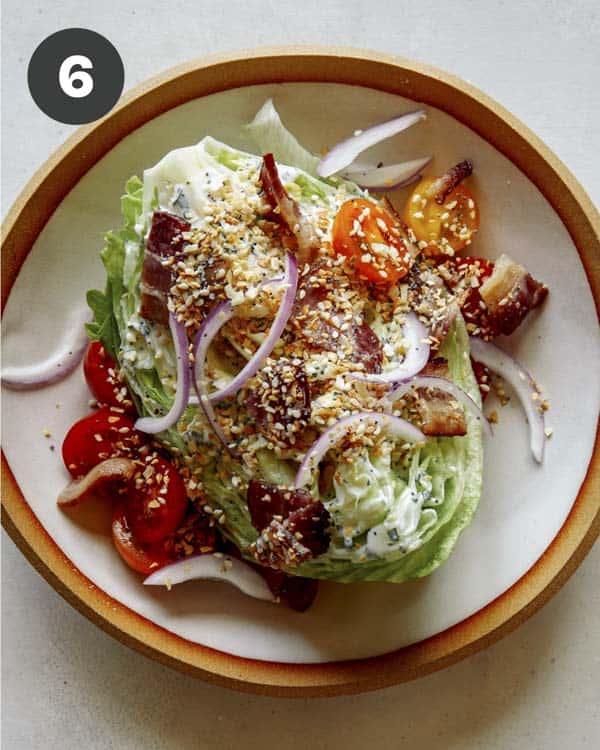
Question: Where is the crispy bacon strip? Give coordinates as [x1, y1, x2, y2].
[247, 480, 331, 568]
[407, 262, 458, 347]
[414, 358, 467, 437]
[260, 153, 319, 264]
[431, 160, 474, 205]
[479, 253, 548, 336]
[292, 261, 383, 371]
[140, 212, 190, 324]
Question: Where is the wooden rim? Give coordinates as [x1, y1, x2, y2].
[2, 46, 599, 697]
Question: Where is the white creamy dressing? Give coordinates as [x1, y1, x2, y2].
[323, 446, 443, 560]
[366, 486, 439, 557]
[142, 143, 228, 223]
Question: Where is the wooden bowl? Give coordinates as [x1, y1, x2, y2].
[2, 47, 599, 697]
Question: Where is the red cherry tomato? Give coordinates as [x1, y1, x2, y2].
[332, 198, 411, 284]
[112, 505, 170, 575]
[452, 256, 494, 325]
[83, 341, 135, 414]
[62, 407, 147, 479]
[124, 456, 188, 545]
[471, 359, 491, 403]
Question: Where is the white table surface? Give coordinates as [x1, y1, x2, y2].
[2, 1, 599, 747]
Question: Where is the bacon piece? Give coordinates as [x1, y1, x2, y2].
[479, 253, 548, 336]
[247, 359, 311, 448]
[140, 212, 190, 324]
[164, 509, 217, 559]
[247, 480, 331, 568]
[292, 262, 383, 372]
[351, 320, 383, 374]
[286, 503, 330, 556]
[439, 256, 494, 337]
[431, 160, 473, 205]
[278, 575, 319, 612]
[260, 154, 319, 264]
[147, 212, 190, 257]
[259, 566, 319, 611]
[246, 480, 312, 531]
[141, 252, 172, 294]
[139, 287, 169, 325]
[408, 262, 458, 346]
[222, 540, 319, 611]
[414, 357, 467, 437]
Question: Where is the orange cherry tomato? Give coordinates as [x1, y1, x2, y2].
[332, 198, 411, 284]
[403, 178, 479, 257]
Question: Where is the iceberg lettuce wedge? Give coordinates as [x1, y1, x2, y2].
[86, 104, 483, 584]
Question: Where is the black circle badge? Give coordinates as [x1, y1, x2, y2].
[28, 28, 124, 125]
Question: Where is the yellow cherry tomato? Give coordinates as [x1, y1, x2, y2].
[403, 177, 479, 258]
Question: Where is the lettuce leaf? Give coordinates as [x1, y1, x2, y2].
[244, 98, 321, 176]
[85, 176, 143, 358]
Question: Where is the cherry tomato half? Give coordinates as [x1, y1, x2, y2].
[403, 178, 480, 257]
[83, 341, 135, 414]
[332, 198, 411, 284]
[124, 455, 188, 545]
[112, 505, 170, 575]
[62, 407, 147, 479]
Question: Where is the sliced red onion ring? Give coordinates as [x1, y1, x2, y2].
[135, 313, 190, 434]
[317, 110, 427, 178]
[190, 301, 233, 451]
[199, 252, 298, 403]
[57, 458, 137, 507]
[469, 337, 545, 462]
[352, 312, 430, 384]
[143, 553, 274, 601]
[294, 412, 425, 490]
[343, 156, 432, 191]
[386, 375, 492, 437]
[1, 307, 90, 390]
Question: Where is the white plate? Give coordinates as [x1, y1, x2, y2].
[3, 81, 599, 664]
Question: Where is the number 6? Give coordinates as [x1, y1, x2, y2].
[59, 55, 94, 98]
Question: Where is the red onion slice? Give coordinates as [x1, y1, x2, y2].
[343, 156, 432, 191]
[135, 313, 190, 434]
[1, 307, 90, 390]
[352, 312, 430, 384]
[201, 252, 298, 403]
[57, 457, 137, 507]
[190, 254, 297, 451]
[469, 337, 546, 462]
[386, 375, 492, 437]
[143, 553, 274, 601]
[317, 110, 427, 178]
[294, 412, 425, 490]
[191, 300, 234, 451]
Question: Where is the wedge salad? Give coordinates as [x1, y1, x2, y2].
[13, 100, 550, 610]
